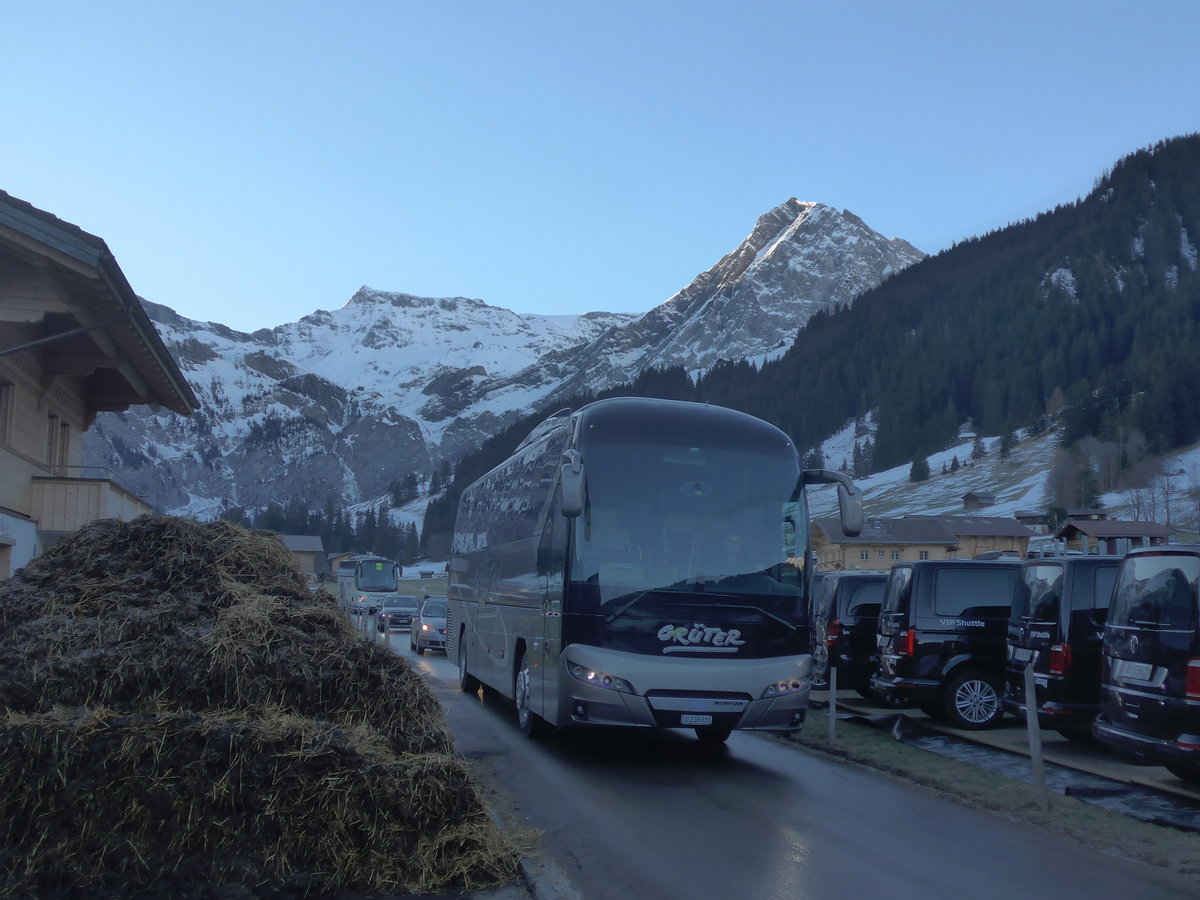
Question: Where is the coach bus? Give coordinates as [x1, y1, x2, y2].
[447, 397, 862, 744]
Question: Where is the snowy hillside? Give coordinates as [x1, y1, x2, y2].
[809, 422, 1054, 522]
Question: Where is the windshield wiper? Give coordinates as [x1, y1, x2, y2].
[604, 590, 656, 623]
[696, 600, 798, 633]
[602, 592, 799, 634]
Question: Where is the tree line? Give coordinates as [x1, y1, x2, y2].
[418, 134, 1200, 550]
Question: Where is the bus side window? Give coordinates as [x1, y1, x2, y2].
[537, 488, 567, 577]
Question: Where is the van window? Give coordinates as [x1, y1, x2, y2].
[882, 566, 912, 613]
[1012, 563, 1064, 621]
[1089, 565, 1119, 624]
[847, 580, 885, 616]
[1110, 555, 1200, 630]
[932, 567, 1019, 618]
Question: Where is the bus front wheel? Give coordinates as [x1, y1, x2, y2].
[515, 651, 551, 738]
[457, 635, 481, 694]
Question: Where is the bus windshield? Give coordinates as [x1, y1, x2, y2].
[357, 560, 397, 591]
[568, 437, 807, 654]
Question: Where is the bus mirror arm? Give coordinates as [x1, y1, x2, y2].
[560, 450, 585, 518]
[802, 469, 863, 537]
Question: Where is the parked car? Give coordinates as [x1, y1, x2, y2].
[410, 596, 448, 654]
[812, 571, 888, 695]
[377, 595, 421, 632]
[1002, 555, 1121, 741]
[1093, 546, 1200, 783]
[871, 558, 1022, 729]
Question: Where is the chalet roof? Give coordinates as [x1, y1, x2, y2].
[280, 534, 325, 553]
[1067, 509, 1109, 520]
[910, 515, 1037, 538]
[815, 516, 959, 545]
[962, 492, 997, 504]
[0, 189, 196, 416]
[1054, 519, 1173, 540]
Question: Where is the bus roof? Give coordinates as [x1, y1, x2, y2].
[574, 397, 796, 454]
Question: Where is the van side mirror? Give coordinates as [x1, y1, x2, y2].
[561, 450, 585, 517]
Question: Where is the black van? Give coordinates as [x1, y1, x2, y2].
[871, 559, 1022, 729]
[812, 571, 887, 695]
[1002, 555, 1121, 740]
[1093, 546, 1200, 783]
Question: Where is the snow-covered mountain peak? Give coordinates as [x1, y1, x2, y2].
[87, 202, 924, 520]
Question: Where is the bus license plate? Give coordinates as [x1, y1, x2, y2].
[681, 714, 713, 726]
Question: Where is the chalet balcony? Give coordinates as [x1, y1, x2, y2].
[31, 466, 152, 535]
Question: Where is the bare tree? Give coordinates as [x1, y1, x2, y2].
[1185, 466, 1200, 533]
[1158, 466, 1187, 528]
[1121, 486, 1150, 521]
[1078, 436, 1121, 493]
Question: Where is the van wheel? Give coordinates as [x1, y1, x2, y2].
[515, 651, 551, 738]
[944, 670, 1003, 729]
[457, 636, 480, 694]
[1055, 726, 1094, 744]
[1166, 762, 1200, 784]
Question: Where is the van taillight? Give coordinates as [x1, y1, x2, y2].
[897, 629, 915, 657]
[1187, 660, 1200, 701]
[825, 620, 843, 646]
[1048, 643, 1073, 677]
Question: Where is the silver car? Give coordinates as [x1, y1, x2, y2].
[410, 596, 448, 655]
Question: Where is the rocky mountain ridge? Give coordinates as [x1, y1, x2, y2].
[84, 201, 924, 519]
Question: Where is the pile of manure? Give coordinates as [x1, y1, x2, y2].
[0, 516, 518, 898]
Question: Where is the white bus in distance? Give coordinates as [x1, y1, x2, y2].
[447, 397, 862, 744]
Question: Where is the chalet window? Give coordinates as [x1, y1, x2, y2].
[878, 550, 886, 558]
[46, 414, 58, 465]
[45, 413, 69, 473]
[859, 550, 870, 561]
[0, 379, 12, 446]
[891, 550, 901, 560]
[919, 550, 930, 560]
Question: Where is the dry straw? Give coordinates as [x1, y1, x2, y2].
[0, 516, 518, 897]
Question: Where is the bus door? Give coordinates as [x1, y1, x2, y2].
[535, 495, 569, 725]
[474, 554, 507, 694]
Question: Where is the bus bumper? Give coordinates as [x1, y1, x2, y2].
[559, 645, 812, 733]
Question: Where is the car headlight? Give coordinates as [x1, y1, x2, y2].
[568, 661, 635, 694]
[760, 677, 808, 700]
[422, 623, 434, 632]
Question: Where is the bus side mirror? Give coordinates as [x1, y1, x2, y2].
[802, 469, 863, 537]
[837, 482, 863, 537]
[561, 450, 585, 518]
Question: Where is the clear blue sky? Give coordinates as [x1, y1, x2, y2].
[4, 1, 1197, 333]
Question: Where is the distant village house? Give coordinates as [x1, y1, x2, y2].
[280, 534, 326, 581]
[812, 515, 1038, 572]
[1054, 513, 1171, 555]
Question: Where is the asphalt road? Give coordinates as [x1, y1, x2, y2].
[364, 618, 1198, 900]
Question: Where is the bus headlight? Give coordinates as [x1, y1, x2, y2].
[568, 662, 635, 694]
[760, 677, 808, 699]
